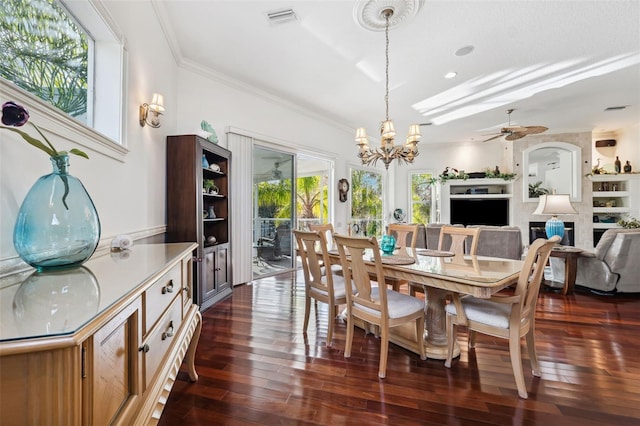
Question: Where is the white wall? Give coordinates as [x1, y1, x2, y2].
[174, 65, 356, 233]
[0, 1, 177, 265]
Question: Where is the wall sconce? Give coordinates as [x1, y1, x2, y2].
[139, 93, 165, 128]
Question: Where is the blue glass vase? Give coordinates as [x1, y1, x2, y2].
[380, 235, 396, 255]
[13, 155, 101, 271]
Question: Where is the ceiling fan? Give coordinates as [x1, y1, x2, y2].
[482, 109, 548, 142]
[254, 158, 291, 181]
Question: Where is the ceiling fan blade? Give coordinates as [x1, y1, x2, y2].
[505, 132, 526, 141]
[503, 126, 528, 133]
[522, 126, 548, 135]
[482, 134, 505, 142]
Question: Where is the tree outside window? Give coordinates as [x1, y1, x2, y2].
[410, 171, 435, 224]
[0, 0, 91, 122]
[350, 168, 383, 237]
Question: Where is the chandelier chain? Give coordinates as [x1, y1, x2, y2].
[384, 12, 390, 122]
[354, 7, 421, 170]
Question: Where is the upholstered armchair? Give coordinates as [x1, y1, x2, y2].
[574, 229, 640, 293]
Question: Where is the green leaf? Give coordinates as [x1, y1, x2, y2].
[0, 125, 55, 156]
[69, 148, 89, 159]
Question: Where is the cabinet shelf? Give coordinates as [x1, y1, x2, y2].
[593, 207, 630, 213]
[593, 191, 629, 197]
[203, 168, 225, 176]
[593, 223, 622, 229]
[449, 193, 512, 199]
[167, 134, 232, 311]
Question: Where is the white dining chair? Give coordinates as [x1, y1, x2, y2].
[444, 236, 560, 398]
[334, 234, 426, 378]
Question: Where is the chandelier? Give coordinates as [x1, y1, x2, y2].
[355, 8, 421, 170]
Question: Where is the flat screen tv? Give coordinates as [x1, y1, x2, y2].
[450, 198, 509, 227]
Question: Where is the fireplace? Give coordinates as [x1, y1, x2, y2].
[529, 221, 574, 246]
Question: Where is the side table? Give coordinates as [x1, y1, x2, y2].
[547, 246, 583, 295]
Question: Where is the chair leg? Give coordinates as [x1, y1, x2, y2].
[303, 295, 311, 333]
[444, 313, 455, 368]
[326, 304, 334, 345]
[378, 326, 389, 379]
[344, 313, 354, 359]
[525, 328, 541, 377]
[509, 333, 528, 399]
[468, 330, 476, 348]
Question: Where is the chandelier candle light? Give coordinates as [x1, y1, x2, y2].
[355, 8, 421, 169]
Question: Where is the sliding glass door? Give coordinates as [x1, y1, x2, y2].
[252, 146, 295, 278]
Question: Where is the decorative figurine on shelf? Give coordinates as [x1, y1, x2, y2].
[200, 120, 219, 144]
[615, 156, 622, 173]
[592, 158, 603, 174]
[207, 205, 216, 219]
[206, 235, 217, 245]
[624, 161, 632, 173]
[494, 165, 500, 175]
[202, 154, 209, 169]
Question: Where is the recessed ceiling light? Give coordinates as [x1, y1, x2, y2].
[455, 45, 474, 56]
[444, 71, 457, 79]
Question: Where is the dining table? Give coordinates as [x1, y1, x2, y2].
[328, 247, 524, 360]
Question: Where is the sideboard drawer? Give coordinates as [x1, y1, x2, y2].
[143, 296, 183, 389]
[144, 263, 181, 335]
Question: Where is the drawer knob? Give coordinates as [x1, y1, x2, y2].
[162, 281, 175, 294]
[139, 344, 150, 353]
[162, 321, 174, 341]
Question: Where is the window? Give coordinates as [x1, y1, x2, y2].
[0, 0, 127, 160]
[410, 171, 435, 224]
[350, 168, 383, 237]
[1, 0, 90, 122]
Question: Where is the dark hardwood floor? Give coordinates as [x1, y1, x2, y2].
[160, 270, 640, 425]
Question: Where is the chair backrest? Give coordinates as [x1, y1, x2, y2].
[388, 223, 418, 252]
[333, 235, 388, 320]
[515, 236, 560, 323]
[293, 230, 336, 297]
[308, 223, 335, 249]
[439, 225, 480, 255]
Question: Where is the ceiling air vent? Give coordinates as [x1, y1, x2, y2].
[266, 9, 297, 24]
[604, 106, 627, 111]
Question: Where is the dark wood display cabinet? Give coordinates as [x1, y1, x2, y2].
[166, 134, 232, 311]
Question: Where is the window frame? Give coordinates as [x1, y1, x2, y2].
[409, 170, 437, 225]
[349, 164, 385, 237]
[0, 0, 128, 162]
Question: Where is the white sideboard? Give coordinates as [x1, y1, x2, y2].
[0, 243, 201, 425]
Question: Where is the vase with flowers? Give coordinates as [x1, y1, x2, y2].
[1, 101, 100, 270]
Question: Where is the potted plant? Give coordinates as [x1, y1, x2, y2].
[528, 181, 550, 198]
[617, 215, 640, 229]
[203, 179, 215, 193]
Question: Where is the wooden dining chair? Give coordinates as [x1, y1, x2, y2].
[294, 230, 351, 345]
[333, 234, 426, 378]
[308, 223, 342, 275]
[382, 223, 419, 291]
[444, 236, 560, 399]
[410, 225, 481, 296]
